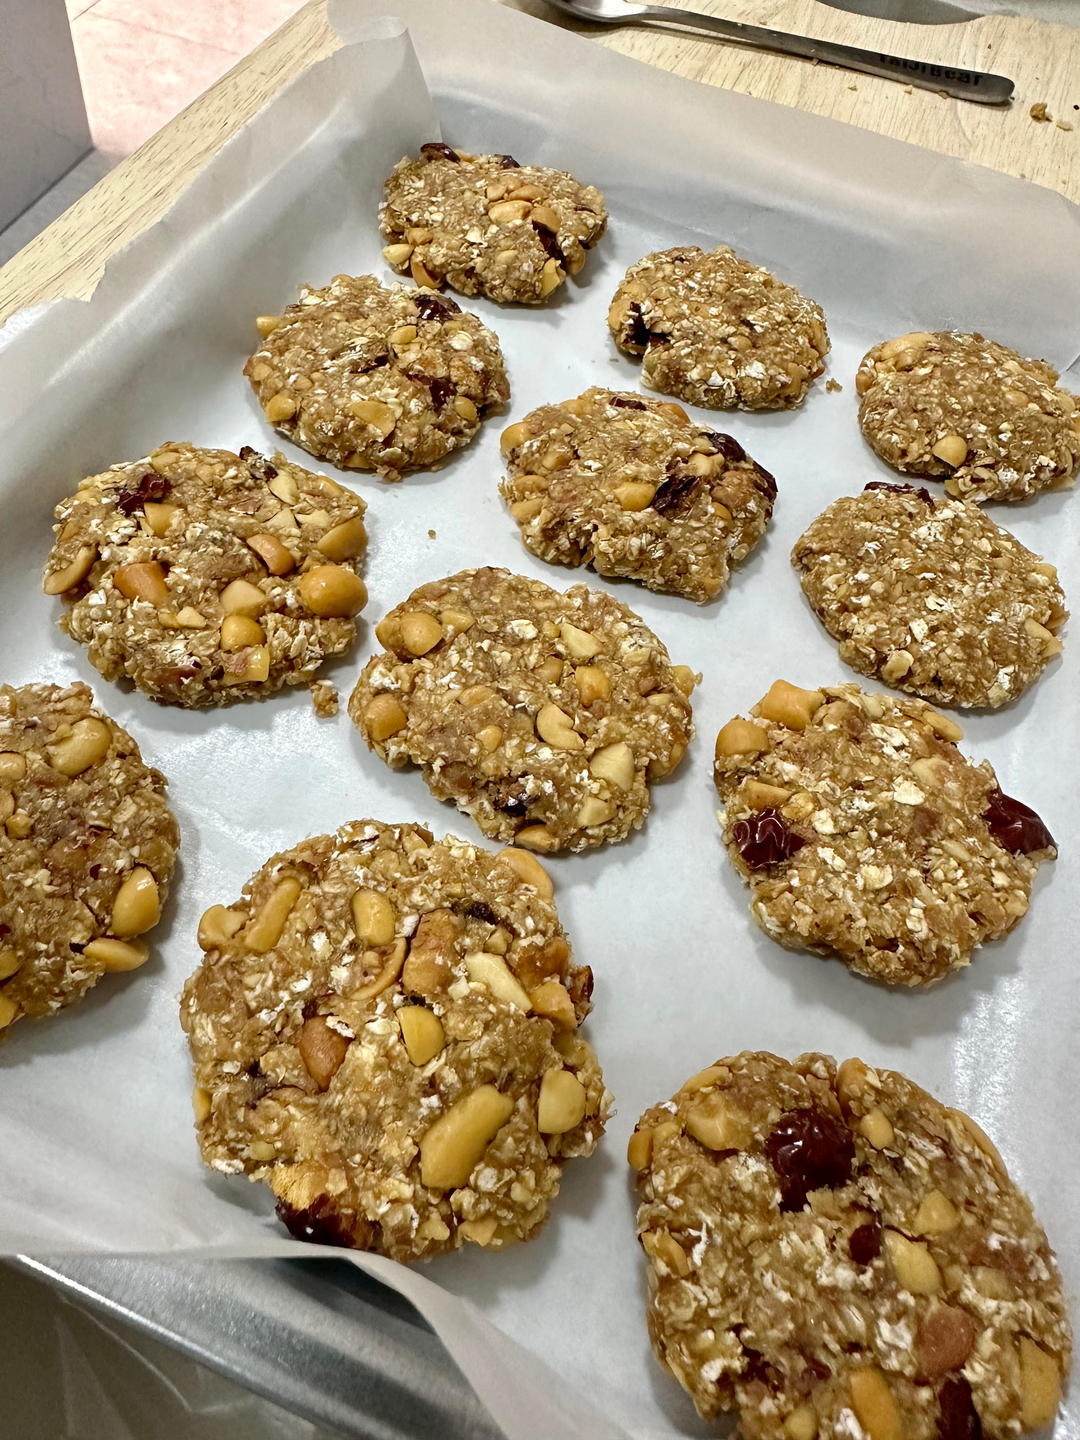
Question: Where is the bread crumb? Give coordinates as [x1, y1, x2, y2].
[310, 680, 339, 717]
[1055, 119, 1073, 132]
[903, 85, 913, 95]
[826, 378, 843, 393]
[1030, 101, 1052, 122]
[428, 529, 436, 539]
[847, 84, 858, 92]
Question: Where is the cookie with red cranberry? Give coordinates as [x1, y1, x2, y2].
[713, 681, 1055, 985]
[791, 483, 1067, 708]
[629, 1049, 1071, 1439]
[0, 682, 178, 1034]
[381, 143, 607, 305]
[181, 819, 610, 1262]
[499, 387, 776, 604]
[607, 245, 829, 410]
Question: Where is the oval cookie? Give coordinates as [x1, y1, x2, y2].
[181, 820, 610, 1261]
[713, 681, 1055, 985]
[44, 442, 368, 707]
[629, 1050, 1071, 1438]
[499, 387, 776, 603]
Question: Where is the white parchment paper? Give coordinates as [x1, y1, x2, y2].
[1, 3, 1077, 1436]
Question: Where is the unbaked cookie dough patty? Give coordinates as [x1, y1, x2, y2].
[608, 245, 829, 410]
[245, 274, 509, 479]
[713, 681, 1055, 985]
[381, 142, 607, 305]
[856, 331, 1080, 502]
[349, 567, 695, 853]
[44, 442, 368, 708]
[629, 1049, 1071, 1439]
[792, 483, 1067, 708]
[499, 387, 776, 603]
[181, 820, 611, 1261]
[0, 682, 178, 1032]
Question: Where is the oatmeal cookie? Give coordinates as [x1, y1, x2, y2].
[0, 682, 178, 1033]
[181, 820, 610, 1261]
[349, 568, 694, 853]
[607, 245, 829, 410]
[713, 681, 1055, 985]
[380, 142, 607, 305]
[856, 331, 1080, 502]
[44, 443, 368, 708]
[245, 274, 509, 480]
[499, 387, 776, 603]
[629, 1049, 1071, 1439]
[792, 483, 1067, 708]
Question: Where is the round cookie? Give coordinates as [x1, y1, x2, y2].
[0, 682, 179, 1033]
[245, 274, 509, 480]
[498, 387, 776, 604]
[628, 1049, 1071, 1439]
[380, 142, 607, 305]
[181, 820, 610, 1261]
[349, 567, 694, 854]
[713, 680, 1055, 985]
[792, 483, 1067, 708]
[856, 330, 1080, 502]
[44, 442, 368, 708]
[607, 245, 829, 411]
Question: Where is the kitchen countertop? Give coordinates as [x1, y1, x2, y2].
[0, 0, 1076, 325]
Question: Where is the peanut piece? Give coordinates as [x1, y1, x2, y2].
[627, 1128, 653, 1171]
[161, 606, 207, 629]
[715, 718, 769, 757]
[1018, 1337, 1060, 1427]
[0, 752, 26, 785]
[923, 710, 963, 742]
[243, 877, 302, 953]
[783, 1409, 818, 1440]
[672, 666, 698, 697]
[6, 811, 32, 839]
[615, 481, 656, 511]
[398, 1006, 445, 1066]
[530, 203, 560, 232]
[111, 867, 160, 938]
[142, 502, 179, 537]
[255, 314, 282, 337]
[528, 979, 576, 1030]
[192, 1086, 212, 1123]
[402, 909, 459, 995]
[497, 847, 553, 899]
[576, 797, 614, 827]
[248, 532, 295, 575]
[438, 607, 475, 636]
[536, 704, 583, 751]
[948, 1107, 1005, 1175]
[537, 1068, 587, 1133]
[400, 610, 444, 655]
[757, 680, 824, 730]
[382, 242, 414, 267]
[500, 420, 531, 455]
[539, 258, 564, 298]
[914, 1189, 959, 1235]
[465, 951, 531, 1010]
[84, 937, 149, 972]
[589, 741, 634, 791]
[884, 1229, 941, 1294]
[649, 736, 686, 780]
[858, 1107, 894, 1149]
[220, 578, 267, 617]
[420, 1086, 514, 1189]
[453, 395, 478, 423]
[298, 1015, 350, 1090]
[515, 824, 558, 853]
[318, 516, 367, 562]
[222, 644, 269, 685]
[476, 725, 502, 753]
[488, 198, 532, 224]
[575, 666, 610, 705]
[351, 938, 406, 999]
[351, 888, 395, 946]
[0, 949, 21, 981]
[849, 1369, 902, 1440]
[264, 392, 297, 423]
[349, 398, 396, 438]
[641, 1228, 690, 1278]
[390, 323, 417, 348]
[536, 657, 563, 685]
[559, 621, 600, 660]
[363, 693, 407, 742]
[47, 718, 111, 777]
[220, 614, 265, 650]
[741, 779, 791, 809]
[932, 433, 968, 467]
[43, 545, 97, 595]
[298, 564, 367, 617]
[685, 1092, 751, 1152]
[0, 994, 19, 1029]
[881, 650, 913, 683]
[114, 561, 169, 606]
[197, 904, 245, 951]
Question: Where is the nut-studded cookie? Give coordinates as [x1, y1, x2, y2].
[608, 245, 829, 411]
[44, 443, 368, 708]
[498, 387, 776, 604]
[380, 142, 607, 305]
[629, 1049, 1071, 1439]
[349, 568, 694, 853]
[0, 682, 178, 1033]
[713, 681, 1055, 985]
[245, 275, 509, 480]
[181, 820, 611, 1262]
[856, 331, 1080, 502]
[792, 483, 1067, 708]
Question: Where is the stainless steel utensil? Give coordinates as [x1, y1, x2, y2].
[545, 0, 1014, 102]
[817, 0, 980, 23]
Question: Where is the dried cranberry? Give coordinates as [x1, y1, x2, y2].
[566, 964, 593, 1012]
[348, 352, 389, 375]
[765, 1107, 855, 1211]
[277, 1194, 362, 1248]
[239, 446, 278, 481]
[413, 292, 460, 323]
[703, 432, 746, 465]
[864, 481, 934, 504]
[731, 807, 806, 870]
[496, 153, 520, 169]
[651, 470, 701, 518]
[849, 1221, 881, 1266]
[533, 224, 565, 265]
[419, 141, 460, 163]
[462, 899, 499, 926]
[407, 373, 454, 411]
[983, 788, 1055, 855]
[609, 395, 647, 411]
[116, 471, 171, 514]
[938, 1377, 982, 1440]
[752, 463, 778, 504]
[624, 302, 651, 349]
[741, 1350, 780, 1387]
